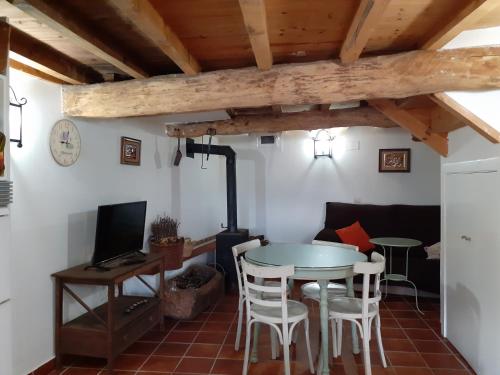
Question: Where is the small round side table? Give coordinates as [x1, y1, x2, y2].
[369, 237, 424, 314]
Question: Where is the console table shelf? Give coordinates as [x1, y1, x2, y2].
[52, 253, 165, 373]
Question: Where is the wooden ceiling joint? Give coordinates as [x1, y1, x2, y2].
[369, 99, 448, 156]
[8, 0, 149, 78]
[63, 46, 500, 118]
[238, 0, 272, 70]
[165, 107, 397, 138]
[340, 0, 390, 64]
[107, 0, 200, 75]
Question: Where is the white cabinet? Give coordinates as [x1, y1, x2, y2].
[442, 158, 500, 375]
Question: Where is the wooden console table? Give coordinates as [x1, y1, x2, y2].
[52, 253, 165, 373]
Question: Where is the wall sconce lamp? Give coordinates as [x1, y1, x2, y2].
[9, 86, 27, 148]
[313, 129, 334, 158]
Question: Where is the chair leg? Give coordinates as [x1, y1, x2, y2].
[336, 319, 343, 356]
[362, 318, 372, 375]
[375, 314, 387, 368]
[331, 319, 338, 358]
[282, 327, 291, 375]
[243, 321, 252, 375]
[271, 326, 278, 360]
[304, 319, 314, 374]
[235, 297, 244, 351]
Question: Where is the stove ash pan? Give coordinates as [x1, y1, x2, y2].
[163, 264, 224, 320]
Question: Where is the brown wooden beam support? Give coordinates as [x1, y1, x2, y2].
[369, 99, 448, 156]
[0, 18, 10, 75]
[340, 0, 390, 64]
[9, 59, 66, 84]
[165, 107, 397, 138]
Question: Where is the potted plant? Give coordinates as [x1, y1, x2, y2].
[149, 215, 184, 270]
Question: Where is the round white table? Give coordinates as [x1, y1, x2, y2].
[245, 243, 367, 375]
[369, 237, 423, 314]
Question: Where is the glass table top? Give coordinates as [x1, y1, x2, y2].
[369, 237, 422, 247]
[245, 243, 367, 269]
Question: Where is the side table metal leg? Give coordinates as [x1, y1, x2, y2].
[407, 279, 424, 315]
[346, 277, 360, 354]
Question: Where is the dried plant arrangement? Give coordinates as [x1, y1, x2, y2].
[150, 215, 180, 244]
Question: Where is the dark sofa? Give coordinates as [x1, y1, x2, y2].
[314, 202, 440, 294]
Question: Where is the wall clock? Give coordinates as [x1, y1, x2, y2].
[49, 119, 81, 166]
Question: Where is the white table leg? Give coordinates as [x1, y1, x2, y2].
[318, 279, 330, 375]
[346, 277, 360, 354]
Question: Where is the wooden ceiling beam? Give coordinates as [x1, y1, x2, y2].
[165, 107, 397, 138]
[430, 93, 500, 143]
[107, 0, 200, 75]
[9, 59, 66, 84]
[340, 0, 390, 64]
[369, 99, 448, 156]
[9, 25, 102, 84]
[238, 0, 272, 70]
[422, 0, 496, 50]
[63, 46, 500, 118]
[0, 17, 10, 75]
[8, 0, 149, 79]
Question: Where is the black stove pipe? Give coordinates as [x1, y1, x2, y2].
[186, 138, 238, 233]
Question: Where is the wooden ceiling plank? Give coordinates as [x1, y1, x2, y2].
[0, 17, 10, 75]
[9, 25, 102, 84]
[238, 0, 272, 70]
[430, 104, 466, 134]
[369, 98, 448, 156]
[9, 58, 65, 84]
[340, 0, 390, 64]
[107, 0, 200, 75]
[165, 107, 397, 138]
[422, 0, 496, 50]
[8, 0, 149, 78]
[430, 92, 500, 143]
[63, 46, 500, 118]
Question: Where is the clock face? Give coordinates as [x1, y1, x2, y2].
[49, 119, 81, 166]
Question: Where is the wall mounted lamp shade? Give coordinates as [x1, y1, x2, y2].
[313, 129, 334, 158]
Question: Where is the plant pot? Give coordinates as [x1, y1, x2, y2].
[150, 238, 184, 270]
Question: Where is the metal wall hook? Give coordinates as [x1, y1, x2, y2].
[9, 86, 27, 148]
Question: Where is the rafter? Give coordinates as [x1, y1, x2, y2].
[238, 0, 272, 70]
[8, 25, 102, 84]
[9, 59, 66, 84]
[422, 0, 497, 50]
[0, 17, 9, 75]
[430, 93, 500, 143]
[369, 99, 448, 156]
[166, 107, 396, 138]
[340, 0, 390, 64]
[107, 0, 200, 75]
[63, 46, 500, 118]
[8, 0, 149, 78]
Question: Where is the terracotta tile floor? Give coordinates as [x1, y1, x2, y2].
[53, 289, 476, 375]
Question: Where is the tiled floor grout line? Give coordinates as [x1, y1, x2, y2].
[208, 308, 238, 374]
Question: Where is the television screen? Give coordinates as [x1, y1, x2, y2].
[91, 201, 147, 265]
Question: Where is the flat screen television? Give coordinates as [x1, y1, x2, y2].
[91, 201, 147, 265]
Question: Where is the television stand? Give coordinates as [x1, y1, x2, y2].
[52, 253, 165, 373]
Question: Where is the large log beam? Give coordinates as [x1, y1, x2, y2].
[369, 99, 448, 156]
[107, 0, 200, 75]
[165, 107, 397, 138]
[0, 18, 10, 75]
[63, 46, 500, 118]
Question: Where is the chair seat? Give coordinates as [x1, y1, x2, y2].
[328, 297, 378, 318]
[301, 281, 347, 301]
[252, 300, 308, 323]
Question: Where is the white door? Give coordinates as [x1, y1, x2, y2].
[443, 158, 500, 374]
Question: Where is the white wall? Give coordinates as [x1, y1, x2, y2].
[8, 69, 223, 375]
[224, 126, 441, 243]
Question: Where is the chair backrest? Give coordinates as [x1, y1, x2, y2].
[353, 252, 385, 316]
[240, 258, 294, 324]
[232, 239, 261, 296]
[312, 239, 359, 252]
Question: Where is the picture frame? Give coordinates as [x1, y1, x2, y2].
[120, 137, 141, 166]
[379, 148, 411, 173]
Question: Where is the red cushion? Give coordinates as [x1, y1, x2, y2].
[335, 221, 375, 252]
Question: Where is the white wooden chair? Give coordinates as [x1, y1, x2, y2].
[329, 252, 387, 375]
[232, 239, 289, 351]
[240, 259, 314, 375]
[300, 240, 359, 302]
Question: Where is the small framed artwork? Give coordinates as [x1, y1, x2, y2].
[379, 148, 411, 173]
[120, 137, 141, 166]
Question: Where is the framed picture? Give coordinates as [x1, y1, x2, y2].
[120, 137, 141, 166]
[379, 148, 411, 173]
